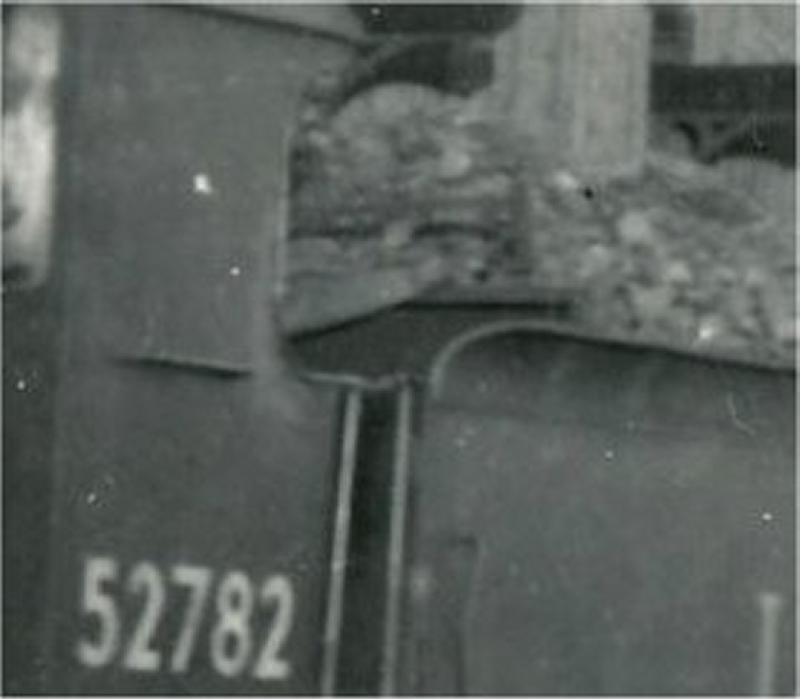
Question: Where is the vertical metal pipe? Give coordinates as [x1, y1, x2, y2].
[320, 388, 362, 696]
[380, 382, 414, 695]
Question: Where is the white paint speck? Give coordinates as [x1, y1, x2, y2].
[696, 320, 720, 343]
[761, 512, 774, 523]
[87, 492, 98, 505]
[193, 173, 214, 195]
[410, 566, 432, 598]
[552, 170, 580, 192]
[16, 379, 27, 391]
[229, 266, 241, 277]
[605, 449, 615, 460]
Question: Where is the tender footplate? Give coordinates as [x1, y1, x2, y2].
[402, 325, 795, 695]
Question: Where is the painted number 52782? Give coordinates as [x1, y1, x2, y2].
[75, 556, 294, 681]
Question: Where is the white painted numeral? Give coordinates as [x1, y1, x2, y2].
[253, 575, 294, 680]
[76, 557, 295, 682]
[76, 556, 121, 667]
[170, 565, 212, 673]
[123, 562, 165, 671]
[210, 571, 254, 677]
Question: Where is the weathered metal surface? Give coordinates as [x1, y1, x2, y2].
[651, 65, 795, 115]
[3, 5, 358, 694]
[403, 324, 795, 695]
[185, 4, 364, 44]
[291, 292, 574, 379]
[328, 382, 415, 697]
[5, 5, 796, 696]
[330, 37, 497, 103]
[3, 289, 63, 694]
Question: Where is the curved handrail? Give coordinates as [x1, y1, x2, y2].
[428, 319, 794, 400]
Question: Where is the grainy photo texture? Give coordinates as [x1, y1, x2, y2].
[3, 3, 796, 695]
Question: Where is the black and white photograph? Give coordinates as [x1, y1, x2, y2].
[3, 2, 797, 695]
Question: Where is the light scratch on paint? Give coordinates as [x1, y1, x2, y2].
[726, 392, 755, 435]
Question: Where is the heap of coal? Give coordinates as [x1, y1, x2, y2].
[288, 84, 796, 365]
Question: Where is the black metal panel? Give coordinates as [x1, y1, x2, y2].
[291, 290, 574, 379]
[404, 326, 795, 695]
[61, 6, 335, 367]
[3, 286, 64, 695]
[333, 37, 496, 103]
[184, 4, 364, 44]
[651, 65, 796, 115]
[650, 64, 796, 165]
[3, 6, 359, 694]
[334, 387, 402, 695]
